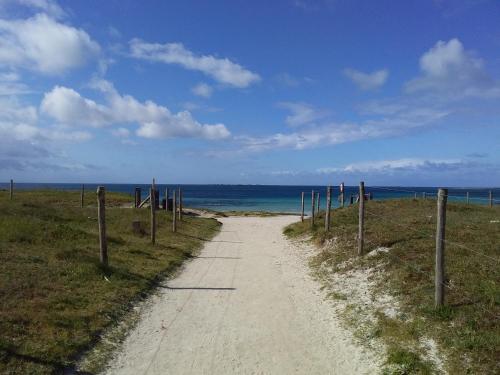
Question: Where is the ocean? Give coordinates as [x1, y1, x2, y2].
[1, 183, 498, 213]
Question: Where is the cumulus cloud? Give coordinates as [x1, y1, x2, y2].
[191, 82, 213, 98]
[0, 97, 92, 173]
[405, 38, 500, 98]
[129, 38, 260, 88]
[343, 68, 389, 90]
[0, 13, 100, 74]
[278, 102, 329, 127]
[40, 79, 230, 140]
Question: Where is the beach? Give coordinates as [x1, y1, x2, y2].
[104, 215, 379, 374]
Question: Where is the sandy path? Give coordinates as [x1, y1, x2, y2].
[106, 216, 379, 375]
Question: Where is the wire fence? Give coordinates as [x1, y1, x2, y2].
[301, 183, 499, 313]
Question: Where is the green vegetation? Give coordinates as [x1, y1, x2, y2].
[285, 199, 499, 374]
[0, 190, 221, 374]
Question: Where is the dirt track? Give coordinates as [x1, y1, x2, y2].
[106, 216, 379, 374]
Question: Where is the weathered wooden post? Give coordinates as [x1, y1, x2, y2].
[80, 184, 85, 208]
[414, 192, 417, 199]
[179, 188, 183, 220]
[340, 182, 345, 208]
[97, 186, 108, 266]
[165, 187, 169, 210]
[134, 187, 141, 208]
[466, 191, 469, 205]
[9, 179, 13, 200]
[150, 187, 156, 244]
[316, 192, 320, 216]
[300, 192, 305, 222]
[358, 181, 365, 256]
[325, 186, 332, 231]
[311, 190, 315, 227]
[489, 190, 493, 208]
[172, 189, 177, 232]
[435, 188, 448, 307]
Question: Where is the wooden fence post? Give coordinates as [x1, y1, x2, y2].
[134, 187, 141, 208]
[489, 190, 493, 208]
[179, 188, 183, 220]
[316, 192, 320, 216]
[80, 184, 84, 208]
[172, 189, 177, 232]
[414, 192, 417, 199]
[325, 186, 332, 231]
[358, 181, 365, 256]
[97, 186, 108, 266]
[164, 187, 168, 210]
[150, 187, 156, 244]
[435, 188, 448, 307]
[311, 190, 315, 227]
[9, 179, 13, 200]
[466, 191, 469, 205]
[300, 192, 305, 222]
[340, 182, 345, 208]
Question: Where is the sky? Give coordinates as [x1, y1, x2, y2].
[0, 0, 499, 186]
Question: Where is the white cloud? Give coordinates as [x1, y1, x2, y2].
[41, 79, 231, 140]
[0, 13, 100, 74]
[278, 102, 329, 127]
[191, 82, 213, 98]
[405, 38, 500, 98]
[316, 158, 462, 174]
[344, 68, 389, 90]
[236, 105, 448, 152]
[15, 0, 67, 19]
[129, 38, 260, 88]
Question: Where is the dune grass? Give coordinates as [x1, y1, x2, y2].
[0, 189, 221, 374]
[284, 198, 499, 374]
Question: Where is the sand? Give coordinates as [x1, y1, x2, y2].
[105, 216, 380, 375]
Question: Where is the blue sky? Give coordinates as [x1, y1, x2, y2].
[0, 0, 499, 186]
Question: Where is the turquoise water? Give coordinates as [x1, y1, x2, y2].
[1, 183, 498, 213]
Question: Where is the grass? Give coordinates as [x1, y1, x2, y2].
[0, 189, 221, 374]
[284, 198, 499, 374]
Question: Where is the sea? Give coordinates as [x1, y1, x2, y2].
[1, 183, 498, 214]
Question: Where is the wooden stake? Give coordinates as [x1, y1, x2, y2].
[97, 186, 108, 266]
[340, 182, 345, 208]
[172, 189, 177, 232]
[134, 187, 141, 208]
[9, 179, 13, 200]
[179, 188, 183, 220]
[489, 190, 493, 208]
[466, 191, 469, 205]
[325, 186, 332, 231]
[165, 188, 169, 210]
[300, 192, 305, 222]
[358, 181, 365, 256]
[150, 187, 156, 244]
[80, 184, 84, 208]
[435, 188, 448, 307]
[316, 192, 320, 216]
[414, 192, 417, 199]
[311, 190, 315, 227]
